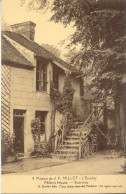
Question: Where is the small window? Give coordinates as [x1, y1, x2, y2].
[36, 62, 47, 92]
[13, 109, 26, 117]
[35, 111, 47, 135]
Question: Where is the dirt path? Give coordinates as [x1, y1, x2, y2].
[1, 157, 70, 174]
[2, 152, 125, 175]
[21, 154, 125, 175]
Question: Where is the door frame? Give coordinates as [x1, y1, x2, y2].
[13, 109, 26, 153]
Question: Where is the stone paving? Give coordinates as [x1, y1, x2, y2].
[1, 157, 70, 174]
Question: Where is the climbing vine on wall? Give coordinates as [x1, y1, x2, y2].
[31, 118, 52, 155]
[50, 74, 75, 129]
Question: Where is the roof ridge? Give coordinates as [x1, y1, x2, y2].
[2, 34, 34, 67]
[3, 31, 81, 73]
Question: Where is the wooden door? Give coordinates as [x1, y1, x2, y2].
[13, 117, 24, 153]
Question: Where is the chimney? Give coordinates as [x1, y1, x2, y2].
[11, 21, 36, 41]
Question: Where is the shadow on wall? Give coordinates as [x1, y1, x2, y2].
[73, 99, 92, 121]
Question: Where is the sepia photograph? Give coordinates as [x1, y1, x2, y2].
[1, 0, 126, 193]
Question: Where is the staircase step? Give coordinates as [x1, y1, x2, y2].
[77, 125, 84, 128]
[69, 129, 80, 133]
[64, 139, 79, 144]
[69, 128, 89, 133]
[66, 136, 79, 140]
[52, 119, 92, 160]
[69, 131, 88, 136]
[52, 153, 78, 160]
[61, 144, 79, 149]
[75, 122, 84, 125]
[57, 149, 78, 154]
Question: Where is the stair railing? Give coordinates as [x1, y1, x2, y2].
[78, 105, 113, 159]
[78, 110, 95, 159]
[52, 113, 68, 152]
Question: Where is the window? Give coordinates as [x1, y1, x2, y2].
[35, 111, 47, 135]
[13, 109, 26, 117]
[36, 62, 47, 92]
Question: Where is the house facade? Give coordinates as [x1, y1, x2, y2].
[1, 21, 83, 156]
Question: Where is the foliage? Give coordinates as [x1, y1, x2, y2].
[1, 129, 15, 160]
[121, 161, 126, 174]
[31, 118, 40, 142]
[42, 43, 61, 57]
[50, 0, 126, 149]
[50, 81, 63, 112]
[22, 0, 126, 147]
[63, 49, 79, 64]
[50, 0, 126, 100]
[62, 75, 75, 129]
[22, 0, 126, 98]
[31, 142, 52, 156]
[21, 0, 50, 13]
[50, 74, 75, 129]
[62, 75, 75, 112]
[95, 123, 108, 150]
[31, 118, 52, 155]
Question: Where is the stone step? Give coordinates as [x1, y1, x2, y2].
[69, 127, 89, 132]
[69, 131, 88, 136]
[57, 148, 78, 154]
[77, 124, 84, 128]
[61, 144, 79, 149]
[52, 153, 78, 160]
[64, 139, 79, 144]
[75, 122, 84, 125]
[66, 136, 79, 140]
[69, 128, 81, 131]
[66, 134, 89, 140]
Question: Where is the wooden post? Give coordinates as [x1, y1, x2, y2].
[79, 137, 81, 159]
[55, 135, 57, 151]
[62, 130, 64, 145]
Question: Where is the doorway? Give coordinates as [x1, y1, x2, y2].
[13, 110, 25, 153]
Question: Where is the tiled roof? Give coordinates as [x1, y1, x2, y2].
[3, 31, 80, 73]
[1, 35, 33, 67]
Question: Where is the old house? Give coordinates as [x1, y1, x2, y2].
[1, 21, 83, 156]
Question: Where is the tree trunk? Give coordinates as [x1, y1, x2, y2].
[115, 97, 126, 150]
[51, 105, 56, 152]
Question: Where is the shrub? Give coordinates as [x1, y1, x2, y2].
[1, 129, 15, 161]
[121, 161, 126, 174]
[50, 74, 75, 130]
[31, 118, 40, 142]
[31, 119, 52, 156]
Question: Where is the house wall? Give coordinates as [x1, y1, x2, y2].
[10, 62, 53, 155]
[58, 71, 65, 93]
[9, 58, 82, 155]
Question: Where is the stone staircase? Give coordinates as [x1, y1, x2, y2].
[52, 121, 91, 160]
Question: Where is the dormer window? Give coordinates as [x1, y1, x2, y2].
[36, 61, 47, 92]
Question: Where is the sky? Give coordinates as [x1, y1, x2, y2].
[1, 0, 75, 57]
